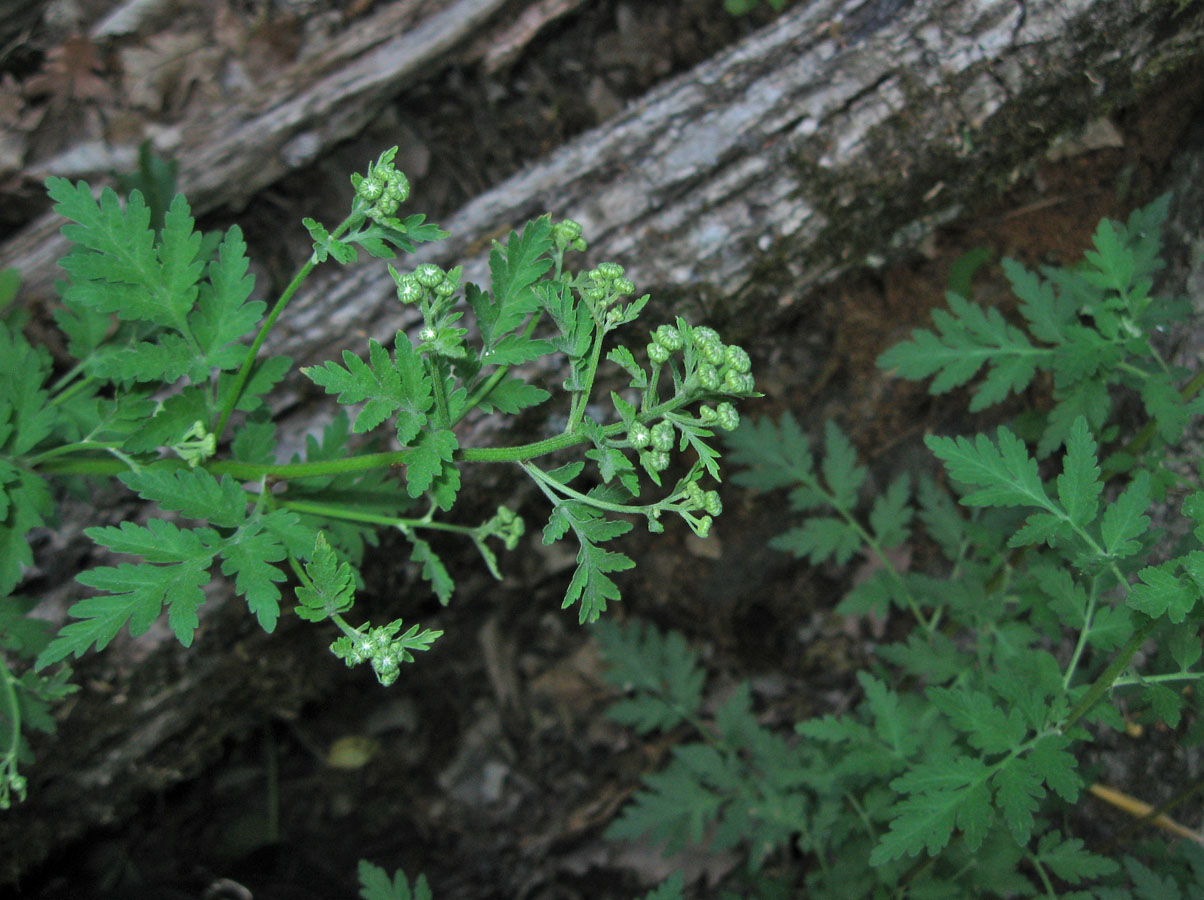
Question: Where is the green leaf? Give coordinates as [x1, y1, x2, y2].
[927, 686, 1027, 754]
[769, 516, 861, 566]
[992, 757, 1045, 844]
[296, 533, 355, 623]
[876, 292, 1047, 411]
[1034, 831, 1119, 883]
[869, 472, 912, 548]
[51, 181, 204, 331]
[39, 560, 210, 666]
[357, 860, 432, 900]
[1101, 471, 1151, 559]
[726, 412, 815, 492]
[219, 523, 288, 632]
[1058, 417, 1102, 528]
[1128, 562, 1199, 624]
[405, 428, 458, 498]
[474, 217, 553, 344]
[190, 224, 263, 369]
[301, 333, 432, 442]
[473, 375, 550, 414]
[596, 619, 706, 733]
[873, 755, 991, 863]
[118, 467, 248, 528]
[410, 535, 454, 605]
[927, 426, 1053, 512]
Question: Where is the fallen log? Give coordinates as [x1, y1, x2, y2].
[3, 0, 1204, 884]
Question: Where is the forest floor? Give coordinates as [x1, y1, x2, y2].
[4, 1, 1204, 898]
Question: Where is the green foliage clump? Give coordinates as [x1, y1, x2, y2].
[0, 146, 755, 810]
[599, 195, 1204, 897]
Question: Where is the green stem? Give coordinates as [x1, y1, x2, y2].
[567, 320, 608, 433]
[212, 213, 360, 440]
[0, 656, 19, 771]
[1061, 616, 1161, 733]
[281, 499, 476, 535]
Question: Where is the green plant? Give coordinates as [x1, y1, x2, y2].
[723, 0, 786, 16]
[599, 195, 1204, 897]
[0, 147, 755, 809]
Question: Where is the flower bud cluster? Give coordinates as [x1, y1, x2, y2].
[338, 624, 417, 687]
[684, 480, 724, 517]
[644, 324, 753, 395]
[584, 261, 637, 325]
[552, 218, 588, 253]
[699, 401, 741, 432]
[356, 161, 410, 222]
[689, 327, 755, 395]
[391, 264, 459, 308]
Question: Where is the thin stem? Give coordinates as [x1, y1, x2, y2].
[281, 499, 477, 535]
[212, 213, 360, 440]
[1060, 616, 1161, 733]
[567, 320, 607, 433]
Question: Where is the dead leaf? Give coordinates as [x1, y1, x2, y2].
[24, 35, 114, 111]
[120, 31, 224, 114]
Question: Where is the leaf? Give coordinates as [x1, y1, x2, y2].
[410, 535, 454, 605]
[296, 533, 356, 623]
[405, 429, 458, 498]
[820, 420, 866, 509]
[876, 292, 1047, 411]
[726, 412, 815, 492]
[1128, 562, 1199, 624]
[927, 426, 1054, 512]
[872, 755, 992, 863]
[596, 619, 706, 733]
[474, 217, 553, 344]
[39, 560, 210, 666]
[1034, 831, 1119, 883]
[1058, 417, 1102, 528]
[473, 375, 550, 414]
[219, 523, 288, 632]
[869, 472, 912, 548]
[769, 517, 861, 566]
[479, 333, 553, 367]
[992, 756, 1044, 844]
[1101, 471, 1151, 559]
[927, 686, 1027, 754]
[357, 860, 432, 900]
[301, 333, 432, 442]
[189, 224, 263, 369]
[118, 467, 247, 528]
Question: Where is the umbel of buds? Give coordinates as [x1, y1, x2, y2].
[352, 147, 411, 223]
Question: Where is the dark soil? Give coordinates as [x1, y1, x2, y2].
[5, 1, 1204, 898]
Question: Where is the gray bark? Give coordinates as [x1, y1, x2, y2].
[4, 0, 1204, 883]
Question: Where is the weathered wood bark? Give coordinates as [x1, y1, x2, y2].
[0, 0, 584, 302]
[269, 0, 1204, 373]
[4, 0, 1204, 884]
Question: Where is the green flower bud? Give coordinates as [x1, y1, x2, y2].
[724, 345, 751, 374]
[584, 287, 606, 304]
[716, 402, 739, 432]
[395, 274, 423, 304]
[698, 364, 720, 391]
[372, 656, 400, 687]
[692, 515, 713, 539]
[414, 263, 444, 287]
[701, 340, 726, 367]
[358, 174, 386, 202]
[692, 326, 720, 346]
[653, 324, 683, 352]
[571, 237, 588, 252]
[648, 450, 670, 472]
[724, 368, 746, 393]
[628, 422, 651, 449]
[554, 219, 583, 243]
[614, 277, 635, 296]
[596, 261, 624, 281]
[703, 491, 723, 516]
[686, 481, 704, 506]
[698, 404, 717, 423]
[434, 276, 457, 298]
[419, 326, 437, 343]
[651, 421, 675, 452]
[648, 342, 670, 365]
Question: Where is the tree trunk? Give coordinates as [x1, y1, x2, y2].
[4, 0, 1204, 883]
